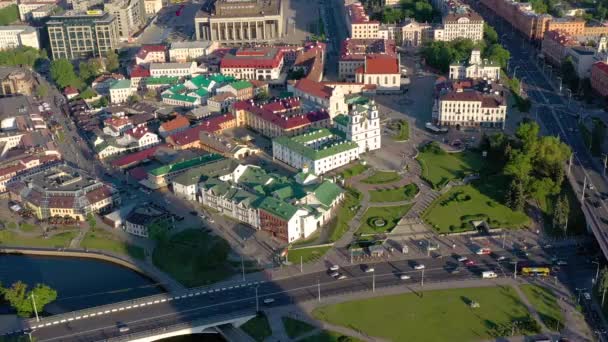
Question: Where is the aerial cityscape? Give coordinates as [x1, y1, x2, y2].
[0, 0, 608, 341]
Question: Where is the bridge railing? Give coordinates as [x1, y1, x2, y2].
[104, 309, 256, 342]
[23, 278, 259, 330]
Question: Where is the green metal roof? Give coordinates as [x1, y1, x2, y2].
[230, 80, 252, 90]
[167, 84, 187, 94]
[189, 75, 213, 88]
[255, 196, 299, 221]
[345, 94, 369, 105]
[173, 159, 238, 186]
[272, 185, 306, 200]
[110, 79, 131, 90]
[274, 129, 359, 161]
[237, 166, 274, 192]
[162, 93, 198, 103]
[149, 154, 223, 177]
[192, 88, 209, 98]
[313, 181, 343, 207]
[209, 74, 236, 84]
[145, 76, 179, 85]
[333, 114, 349, 127]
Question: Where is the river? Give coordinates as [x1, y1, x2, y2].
[0, 254, 164, 314]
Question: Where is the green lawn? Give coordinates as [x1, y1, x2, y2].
[369, 184, 418, 203]
[537, 180, 586, 237]
[282, 317, 316, 339]
[339, 163, 369, 179]
[0, 5, 18, 25]
[328, 188, 362, 242]
[241, 313, 272, 342]
[417, 144, 485, 189]
[423, 183, 529, 233]
[520, 285, 564, 330]
[313, 286, 541, 342]
[300, 330, 362, 342]
[152, 229, 234, 287]
[357, 204, 412, 234]
[390, 119, 409, 141]
[81, 230, 145, 260]
[18, 222, 39, 233]
[0, 231, 76, 248]
[361, 171, 401, 184]
[287, 246, 331, 264]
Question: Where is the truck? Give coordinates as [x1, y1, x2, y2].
[482, 271, 497, 279]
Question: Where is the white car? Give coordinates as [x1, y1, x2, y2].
[457, 256, 468, 262]
[556, 260, 568, 266]
[329, 265, 340, 271]
[584, 292, 591, 301]
[364, 267, 375, 273]
[400, 274, 411, 280]
[414, 264, 425, 270]
[330, 271, 340, 278]
[337, 275, 347, 280]
[263, 298, 275, 304]
[496, 256, 507, 261]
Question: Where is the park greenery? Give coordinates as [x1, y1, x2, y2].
[287, 246, 331, 264]
[368, 183, 418, 202]
[367, 0, 437, 24]
[328, 188, 362, 242]
[503, 74, 532, 113]
[520, 285, 564, 330]
[361, 170, 401, 184]
[417, 142, 485, 189]
[0, 230, 76, 248]
[81, 229, 145, 260]
[0, 47, 47, 69]
[50, 58, 83, 90]
[282, 317, 316, 339]
[105, 49, 119, 72]
[389, 119, 410, 141]
[152, 229, 233, 287]
[0, 5, 18, 25]
[357, 204, 412, 234]
[421, 25, 510, 73]
[1, 281, 57, 317]
[339, 163, 369, 179]
[313, 286, 541, 341]
[241, 313, 272, 342]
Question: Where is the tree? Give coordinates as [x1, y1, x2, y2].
[2, 281, 57, 318]
[80, 87, 97, 100]
[287, 69, 306, 80]
[515, 122, 540, 154]
[504, 150, 533, 182]
[148, 219, 170, 243]
[486, 44, 510, 69]
[35, 84, 48, 98]
[553, 194, 570, 236]
[0, 47, 45, 68]
[127, 94, 140, 105]
[530, 0, 548, 13]
[505, 179, 525, 211]
[50, 59, 81, 89]
[561, 56, 580, 92]
[484, 23, 499, 45]
[86, 213, 97, 230]
[254, 90, 270, 101]
[600, 267, 608, 306]
[105, 49, 119, 72]
[79, 59, 103, 83]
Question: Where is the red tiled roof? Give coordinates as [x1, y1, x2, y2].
[340, 39, 396, 60]
[93, 73, 125, 85]
[85, 185, 114, 204]
[48, 196, 75, 209]
[131, 65, 151, 78]
[220, 48, 284, 69]
[233, 99, 329, 130]
[111, 144, 167, 168]
[105, 116, 131, 128]
[63, 86, 78, 95]
[543, 30, 576, 46]
[128, 166, 148, 181]
[160, 114, 190, 132]
[128, 126, 153, 140]
[363, 55, 399, 74]
[293, 79, 333, 99]
[137, 45, 167, 59]
[168, 114, 235, 146]
[0, 164, 25, 179]
[593, 61, 608, 76]
[347, 3, 378, 24]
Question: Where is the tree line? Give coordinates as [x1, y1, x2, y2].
[421, 24, 510, 73]
[481, 122, 573, 234]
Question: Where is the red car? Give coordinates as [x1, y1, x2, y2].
[465, 260, 476, 267]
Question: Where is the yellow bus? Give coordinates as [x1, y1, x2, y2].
[521, 267, 550, 277]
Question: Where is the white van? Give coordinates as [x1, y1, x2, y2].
[482, 271, 497, 279]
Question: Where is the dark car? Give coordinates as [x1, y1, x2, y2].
[189, 211, 197, 216]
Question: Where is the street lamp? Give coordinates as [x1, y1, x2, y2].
[519, 77, 527, 96]
[513, 65, 520, 79]
[557, 76, 562, 93]
[592, 261, 600, 285]
[31, 293, 39, 322]
[254, 285, 259, 312]
[372, 269, 376, 293]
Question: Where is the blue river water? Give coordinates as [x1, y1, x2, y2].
[0, 254, 164, 314]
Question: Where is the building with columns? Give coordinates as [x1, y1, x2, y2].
[194, 0, 284, 43]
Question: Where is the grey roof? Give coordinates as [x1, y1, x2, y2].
[171, 41, 214, 49]
[150, 62, 193, 70]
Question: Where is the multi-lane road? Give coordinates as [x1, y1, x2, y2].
[6, 245, 586, 341]
[473, 1, 608, 259]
